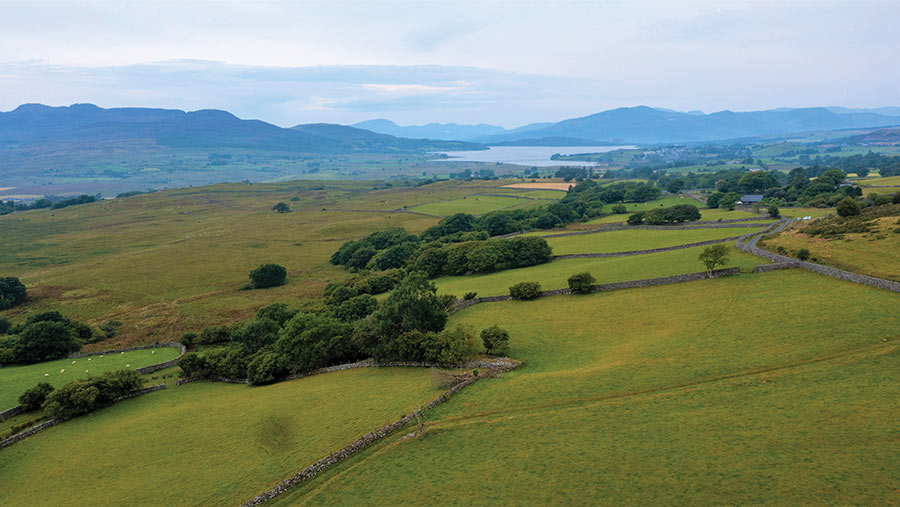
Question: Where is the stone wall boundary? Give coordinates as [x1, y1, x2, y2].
[449, 268, 741, 314]
[240, 360, 518, 506]
[0, 383, 166, 450]
[737, 218, 900, 293]
[0, 405, 25, 422]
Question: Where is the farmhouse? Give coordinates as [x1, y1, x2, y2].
[737, 194, 763, 205]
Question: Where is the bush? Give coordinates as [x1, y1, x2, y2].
[179, 332, 198, 348]
[424, 326, 478, 366]
[481, 326, 510, 355]
[177, 352, 207, 378]
[333, 294, 378, 322]
[0, 276, 27, 310]
[197, 325, 231, 345]
[231, 318, 280, 353]
[13, 321, 80, 363]
[247, 350, 283, 385]
[568, 272, 596, 294]
[438, 294, 458, 312]
[611, 204, 627, 214]
[249, 263, 287, 289]
[836, 197, 861, 217]
[767, 205, 780, 218]
[797, 248, 811, 261]
[42, 369, 142, 419]
[272, 202, 290, 213]
[626, 212, 645, 225]
[19, 382, 55, 411]
[0, 317, 10, 335]
[509, 281, 542, 300]
[463, 292, 478, 300]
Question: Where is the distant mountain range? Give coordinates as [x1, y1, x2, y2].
[0, 103, 480, 153]
[357, 106, 900, 145]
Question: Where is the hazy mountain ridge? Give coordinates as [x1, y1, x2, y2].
[0, 103, 481, 153]
[471, 106, 900, 144]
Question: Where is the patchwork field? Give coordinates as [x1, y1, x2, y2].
[408, 194, 547, 217]
[0, 367, 439, 506]
[542, 226, 764, 255]
[434, 244, 766, 297]
[272, 270, 900, 505]
[0, 346, 181, 409]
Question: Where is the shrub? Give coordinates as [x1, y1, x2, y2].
[611, 204, 627, 214]
[197, 325, 231, 345]
[12, 321, 80, 363]
[247, 350, 283, 385]
[19, 382, 55, 411]
[481, 326, 510, 355]
[567, 272, 596, 294]
[836, 197, 861, 217]
[438, 294, 458, 312]
[333, 294, 378, 322]
[42, 369, 142, 419]
[626, 212, 645, 225]
[424, 326, 478, 366]
[256, 302, 298, 326]
[177, 352, 208, 378]
[231, 318, 280, 353]
[797, 248, 811, 261]
[463, 291, 478, 300]
[0, 317, 10, 335]
[509, 281, 542, 300]
[272, 202, 290, 213]
[767, 205, 780, 218]
[0, 276, 27, 310]
[249, 263, 287, 289]
[179, 332, 197, 347]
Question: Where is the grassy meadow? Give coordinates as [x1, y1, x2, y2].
[0, 367, 440, 506]
[0, 346, 180, 409]
[434, 244, 766, 297]
[408, 194, 553, 217]
[273, 270, 900, 505]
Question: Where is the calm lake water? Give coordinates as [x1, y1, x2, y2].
[433, 145, 636, 167]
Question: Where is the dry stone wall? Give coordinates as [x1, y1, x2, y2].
[449, 268, 741, 314]
[0, 405, 25, 422]
[241, 360, 518, 506]
[0, 383, 166, 450]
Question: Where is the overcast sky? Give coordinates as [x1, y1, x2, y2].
[1, 0, 897, 127]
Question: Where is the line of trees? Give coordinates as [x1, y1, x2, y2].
[0, 311, 97, 365]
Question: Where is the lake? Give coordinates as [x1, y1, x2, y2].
[433, 145, 635, 167]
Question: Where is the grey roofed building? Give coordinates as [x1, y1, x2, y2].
[737, 194, 763, 204]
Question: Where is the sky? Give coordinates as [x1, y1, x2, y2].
[0, 0, 898, 127]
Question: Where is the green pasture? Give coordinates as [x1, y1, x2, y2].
[0, 346, 180, 409]
[518, 189, 567, 199]
[407, 195, 527, 216]
[544, 226, 764, 255]
[434, 244, 766, 297]
[778, 207, 833, 219]
[697, 207, 766, 221]
[860, 175, 900, 186]
[0, 367, 439, 506]
[277, 270, 900, 505]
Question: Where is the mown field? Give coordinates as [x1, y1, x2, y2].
[408, 194, 550, 217]
[434, 244, 765, 297]
[761, 216, 900, 281]
[273, 270, 900, 505]
[542, 226, 764, 255]
[0, 367, 440, 506]
[0, 346, 180, 409]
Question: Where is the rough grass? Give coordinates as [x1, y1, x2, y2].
[0, 367, 439, 506]
[434, 244, 765, 297]
[0, 346, 180, 409]
[0, 179, 530, 348]
[762, 215, 900, 281]
[543, 226, 764, 255]
[273, 270, 900, 505]
[861, 175, 900, 186]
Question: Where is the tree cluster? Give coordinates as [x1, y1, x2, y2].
[0, 276, 27, 310]
[625, 204, 701, 225]
[41, 369, 143, 418]
[0, 311, 94, 365]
